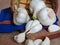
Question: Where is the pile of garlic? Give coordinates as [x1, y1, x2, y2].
[13, 0, 60, 44]
[14, 20, 42, 43]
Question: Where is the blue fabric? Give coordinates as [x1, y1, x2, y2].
[0, 8, 26, 33]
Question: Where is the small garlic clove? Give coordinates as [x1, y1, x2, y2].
[41, 37, 50, 45]
[34, 39, 42, 45]
[38, 7, 56, 26]
[25, 39, 34, 45]
[25, 20, 40, 33]
[25, 20, 33, 32]
[27, 24, 42, 34]
[48, 25, 60, 32]
[31, 20, 40, 27]
[14, 32, 25, 43]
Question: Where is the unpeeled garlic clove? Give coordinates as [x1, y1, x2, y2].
[30, 0, 46, 19]
[26, 20, 40, 32]
[14, 32, 25, 43]
[26, 20, 42, 34]
[25, 39, 34, 45]
[25, 20, 33, 32]
[34, 39, 42, 45]
[41, 37, 50, 45]
[27, 24, 42, 34]
[38, 7, 56, 26]
[13, 7, 30, 25]
[48, 25, 60, 32]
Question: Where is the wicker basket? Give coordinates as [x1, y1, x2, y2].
[10, 0, 58, 14]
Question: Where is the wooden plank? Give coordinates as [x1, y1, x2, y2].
[27, 29, 60, 40]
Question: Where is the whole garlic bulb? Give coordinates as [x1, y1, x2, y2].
[30, 0, 46, 19]
[38, 7, 56, 26]
[48, 25, 60, 32]
[14, 32, 25, 43]
[13, 7, 30, 25]
[26, 20, 42, 34]
[41, 37, 50, 45]
[25, 39, 34, 45]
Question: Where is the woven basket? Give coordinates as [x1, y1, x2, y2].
[10, 0, 58, 14]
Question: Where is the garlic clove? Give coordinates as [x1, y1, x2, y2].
[41, 37, 50, 45]
[25, 20, 33, 32]
[25, 20, 40, 33]
[48, 25, 60, 32]
[14, 32, 25, 43]
[25, 39, 34, 45]
[27, 24, 42, 34]
[38, 7, 56, 26]
[34, 39, 42, 45]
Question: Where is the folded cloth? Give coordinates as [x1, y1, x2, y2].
[0, 7, 26, 33]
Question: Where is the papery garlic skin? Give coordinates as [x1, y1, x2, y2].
[41, 37, 50, 45]
[34, 39, 42, 45]
[26, 20, 42, 34]
[30, 0, 46, 19]
[14, 32, 25, 43]
[13, 7, 30, 25]
[25, 39, 34, 45]
[48, 25, 60, 32]
[38, 7, 56, 26]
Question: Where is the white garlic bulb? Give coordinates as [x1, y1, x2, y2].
[48, 25, 60, 32]
[38, 7, 56, 26]
[30, 0, 46, 19]
[13, 7, 30, 25]
[26, 20, 42, 34]
[41, 37, 50, 45]
[14, 32, 25, 43]
[25, 39, 34, 45]
[34, 39, 42, 45]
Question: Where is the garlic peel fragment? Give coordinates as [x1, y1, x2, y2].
[48, 25, 60, 32]
[41, 37, 50, 45]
